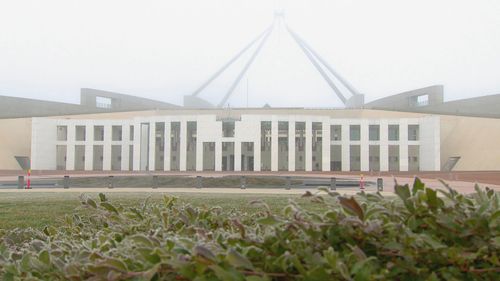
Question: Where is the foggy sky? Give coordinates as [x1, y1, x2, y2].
[1, 0, 499, 108]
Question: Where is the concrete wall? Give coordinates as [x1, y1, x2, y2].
[0, 88, 178, 119]
[80, 88, 177, 111]
[0, 118, 32, 170]
[366, 85, 444, 110]
[440, 115, 500, 170]
[0, 96, 87, 119]
[423, 94, 500, 119]
[366, 85, 500, 119]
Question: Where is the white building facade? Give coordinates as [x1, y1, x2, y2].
[31, 113, 440, 172]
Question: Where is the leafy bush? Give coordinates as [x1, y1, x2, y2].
[0, 179, 499, 280]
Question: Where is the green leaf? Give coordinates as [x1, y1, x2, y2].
[226, 248, 254, 270]
[194, 245, 217, 262]
[249, 200, 271, 211]
[489, 210, 500, 229]
[425, 188, 440, 210]
[209, 264, 244, 281]
[43, 225, 57, 237]
[103, 258, 128, 272]
[338, 196, 364, 220]
[20, 254, 31, 272]
[351, 257, 376, 281]
[420, 234, 446, 250]
[98, 193, 107, 202]
[304, 266, 330, 281]
[130, 234, 154, 247]
[100, 202, 119, 214]
[394, 184, 411, 202]
[86, 198, 97, 208]
[412, 177, 425, 195]
[395, 184, 414, 211]
[256, 215, 282, 226]
[38, 250, 50, 265]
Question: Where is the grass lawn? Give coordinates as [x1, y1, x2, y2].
[0, 191, 330, 230]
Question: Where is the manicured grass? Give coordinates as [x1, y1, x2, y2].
[0, 191, 330, 230]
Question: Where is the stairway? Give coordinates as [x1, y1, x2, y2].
[442, 156, 461, 172]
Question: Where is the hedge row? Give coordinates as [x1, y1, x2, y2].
[1, 179, 499, 280]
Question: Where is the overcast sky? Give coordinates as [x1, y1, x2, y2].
[1, 0, 499, 108]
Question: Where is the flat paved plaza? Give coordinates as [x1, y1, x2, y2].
[1, 170, 499, 195]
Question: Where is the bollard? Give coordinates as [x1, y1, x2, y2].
[196, 176, 203, 189]
[240, 176, 246, 189]
[63, 175, 70, 189]
[18, 176, 25, 189]
[330, 177, 336, 191]
[377, 178, 383, 192]
[108, 176, 114, 189]
[152, 175, 159, 189]
[285, 176, 291, 190]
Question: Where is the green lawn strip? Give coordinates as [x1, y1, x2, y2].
[0, 192, 331, 230]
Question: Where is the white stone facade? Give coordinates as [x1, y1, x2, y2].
[31, 114, 441, 172]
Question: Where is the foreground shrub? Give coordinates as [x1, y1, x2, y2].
[0, 179, 499, 280]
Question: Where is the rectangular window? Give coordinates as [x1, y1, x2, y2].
[93, 145, 104, 171]
[170, 122, 180, 171]
[295, 122, 306, 171]
[130, 125, 134, 141]
[139, 123, 150, 171]
[408, 145, 420, 171]
[350, 145, 361, 171]
[278, 121, 289, 171]
[75, 126, 86, 141]
[312, 122, 322, 171]
[369, 145, 380, 171]
[369, 125, 380, 141]
[111, 145, 122, 171]
[94, 126, 104, 141]
[389, 145, 400, 171]
[186, 121, 197, 171]
[96, 96, 112, 109]
[222, 142, 235, 171]
[112, 125, 122, 141]
[350, 125, 360, 141]
[156, 122, 166, 171]
[129, 145, 134, 171]
[222, 121, 235, 137]
[330, 145, 342, 171]
[408, 125, 419, 141]
[74, 145, 85, 170]
[57, 126, 67, 141]
[241, 142, 254, 171]
[330, 125, 342, 141]
[203, 142, 216, 171]
[56, 145, 67, 170]
[261, 121, 272, 171]
[388, 125, 399, 141]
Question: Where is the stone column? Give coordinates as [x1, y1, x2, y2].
[322, 120, 331, 171]
[103, 123, 112, 171]
[379, 119, 389, 171]
[288, 120, 295, 171]
[341, 121, 350, 171]
[360, 120, 369, 171]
